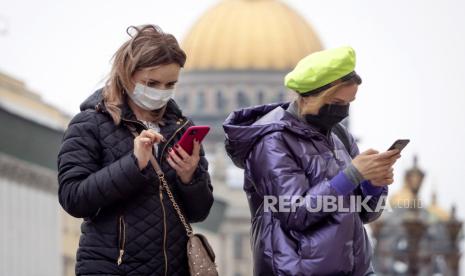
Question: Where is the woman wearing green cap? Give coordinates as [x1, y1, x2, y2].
[223, 46, 400, 275]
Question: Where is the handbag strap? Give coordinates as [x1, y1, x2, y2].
[126, 125, 193, 237]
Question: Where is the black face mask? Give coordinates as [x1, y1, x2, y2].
[304, 104, 350, 131]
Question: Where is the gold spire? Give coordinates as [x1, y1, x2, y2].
[427, 190, 450, 221]
[390, 156, 450, 221]
[390, 156, 424, 208]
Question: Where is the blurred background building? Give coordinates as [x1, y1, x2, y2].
[0, 0, 463, 275]
[177, 0, 322, 143]
[371, 157, 463, 276]
[0, 72, 71, 275]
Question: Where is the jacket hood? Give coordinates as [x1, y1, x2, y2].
[80, 88, 103, 111]
[223, 102, 323, 169]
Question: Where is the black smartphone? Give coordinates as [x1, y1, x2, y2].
[387, 139, 410, 152]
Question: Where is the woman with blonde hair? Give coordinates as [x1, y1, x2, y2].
[57, 25, 213, 275]
[223, 46, 400, 275]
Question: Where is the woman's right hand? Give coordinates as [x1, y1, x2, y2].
[352, 148, 400, 186]
[134, 129, 165, 170]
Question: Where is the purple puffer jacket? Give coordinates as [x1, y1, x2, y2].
[223, 102, 387, 276]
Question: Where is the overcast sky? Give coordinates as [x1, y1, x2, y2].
[1, 0, 465, 265]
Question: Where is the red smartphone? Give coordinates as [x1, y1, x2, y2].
[176, 126, 210, 155]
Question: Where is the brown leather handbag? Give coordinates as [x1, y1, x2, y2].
[128, 127, 218, 276]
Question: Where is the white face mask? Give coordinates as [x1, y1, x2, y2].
[127, 83, 174, 110]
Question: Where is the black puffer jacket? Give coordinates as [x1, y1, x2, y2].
[57, 89, 214, 275]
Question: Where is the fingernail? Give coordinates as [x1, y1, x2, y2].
[175, 144, 180, 148]
[168, 147, 172, 152]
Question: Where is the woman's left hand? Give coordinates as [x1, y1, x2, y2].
[166, 139, 201, 184]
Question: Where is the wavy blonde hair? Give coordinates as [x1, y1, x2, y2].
[297, 73, 362, 113]
[103, 24, 186, 125]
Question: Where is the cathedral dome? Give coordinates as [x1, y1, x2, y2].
[181, 0, 323, 70]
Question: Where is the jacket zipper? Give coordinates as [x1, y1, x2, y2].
[117, 215, 126, 266]
[121, 117, 190, 162]
[309, 129, 337, 157]
[121, 117, 189, 160]
[157, 119, 189, 276]
[159, 184, 169, 276]
[115, 119, 146, 267]
[159, 119, 190, 163]
[121, 118, 149, 131]
[119, 117, 189, 274]
[328, 134, 338, 160]
[315, 128, 338, 160]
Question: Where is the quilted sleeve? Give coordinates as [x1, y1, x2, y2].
[57, 110, 154, 218]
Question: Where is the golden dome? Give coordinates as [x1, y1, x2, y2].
[182, 0, 323, 70]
